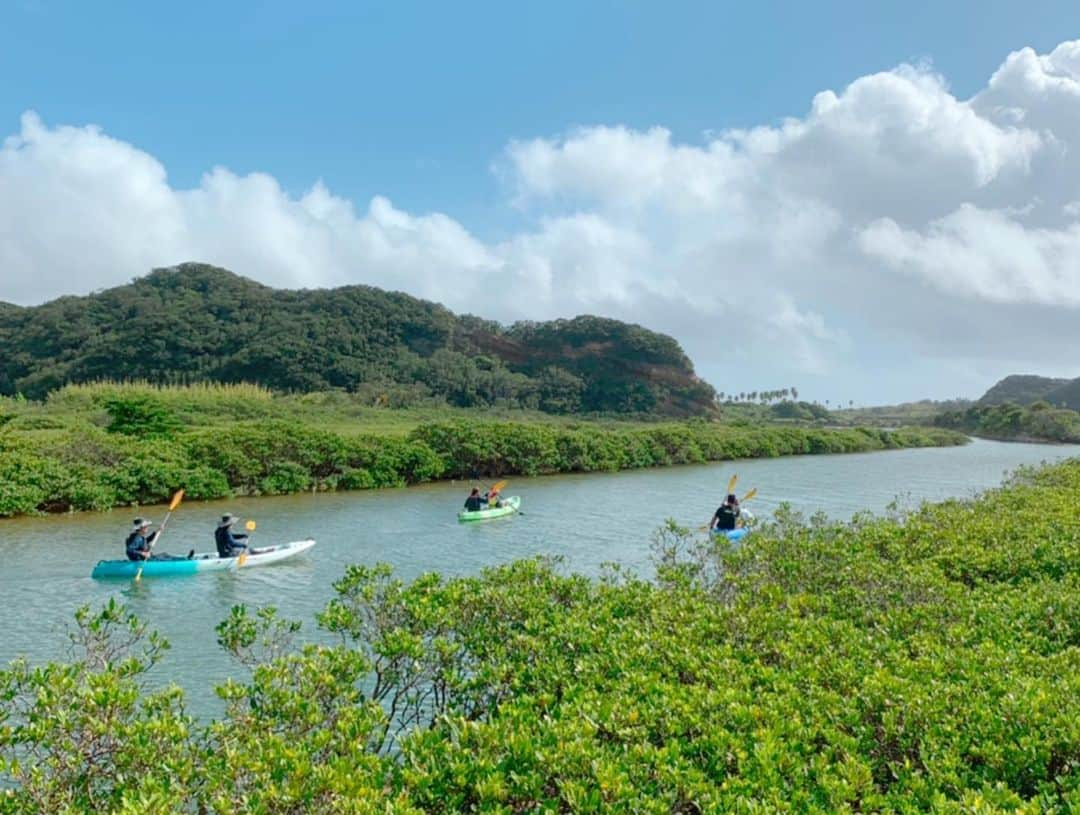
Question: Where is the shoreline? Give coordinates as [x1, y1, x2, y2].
[1, 420, 969, 520]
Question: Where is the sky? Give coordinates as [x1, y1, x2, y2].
[3, 1, 1080, 405]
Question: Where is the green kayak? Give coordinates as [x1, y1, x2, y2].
[458, 495, 521, 522]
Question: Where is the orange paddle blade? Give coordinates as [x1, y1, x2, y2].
[168, 489, 185, 511]
[490, 480, 508, 494]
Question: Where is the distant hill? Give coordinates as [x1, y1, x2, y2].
[0, 263, 717, 416]
[1041, 380, 1080, 410]
[977, 375, 1073, 407]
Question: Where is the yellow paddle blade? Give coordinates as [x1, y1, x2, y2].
[726, 474, 738, 494]
[168, 489, 185, 511]
[245, 520, 256, 532]
[490, 480, 508, 494]
[237, 552, 248, 567]
[742, 488, 757, 502]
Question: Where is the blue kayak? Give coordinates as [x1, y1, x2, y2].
[713, 528, 749, 542]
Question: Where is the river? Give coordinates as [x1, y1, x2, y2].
[1, 438, 1076, 715]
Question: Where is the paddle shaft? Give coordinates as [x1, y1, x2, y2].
[135, 490, 184, 580]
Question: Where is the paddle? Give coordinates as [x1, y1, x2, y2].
[135, 489, 184, 582]
[488, 479, 507, 496]
[237, 520, 256, 567]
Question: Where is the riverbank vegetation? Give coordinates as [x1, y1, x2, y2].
[0, 383, 965, 517]
[934, 401, 1080, 443]
[5, 459, 1080, 811]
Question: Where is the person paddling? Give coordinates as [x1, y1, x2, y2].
[125, 518, 192, 561]
[710, 493, 741, 533]
[464, 488, 485, 512]
[215, 514, 250, 558]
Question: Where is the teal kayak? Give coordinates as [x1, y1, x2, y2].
[458, 495, 521, 522]
[91, 539, 316, 579]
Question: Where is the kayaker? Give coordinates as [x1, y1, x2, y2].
[710, 494, 741, 533]
[485, 487, 503, 508]
[464, 488, 485, 512]
[125, 518, 192, 561]
[215, 514, 250, 558]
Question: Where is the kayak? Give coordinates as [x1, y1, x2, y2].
[713, 528, 749, 542]
[90, 539, 316, 579]
[458, 495, 521, 522]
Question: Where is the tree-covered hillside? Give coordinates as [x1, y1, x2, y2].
[978, 374, 1071, 407]
[0, 264, 717, 416]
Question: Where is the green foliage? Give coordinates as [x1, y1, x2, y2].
[11, 460, 1080, 809]
[936, 402, 1080, 443]
[0, 264, 718, 416]
[769, 399, 832, 421]
[0, 411, 966, 517]
[0, 599, 196, 813]
[103, 394, 182, 438]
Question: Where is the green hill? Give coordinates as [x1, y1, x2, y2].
[1042, 379, 1080, 410]
[0, 263, 716, 416]
[977, 374, 1071, 407]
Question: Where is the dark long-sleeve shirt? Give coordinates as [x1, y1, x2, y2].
[215, 527, 249, 557]
[125, 530, 159, 560]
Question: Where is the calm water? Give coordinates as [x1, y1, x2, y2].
[1, 438, 1076, 714]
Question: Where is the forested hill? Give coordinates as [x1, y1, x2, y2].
[0, 263, 717, 416]
[978, 374, 1080, 410]
[978, 375, 1071, 406]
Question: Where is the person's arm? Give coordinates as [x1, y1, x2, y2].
[133, 534, 152, 559]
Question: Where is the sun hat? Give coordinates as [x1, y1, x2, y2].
[218, 514, 240, 529]
[132, 517, 153, 529]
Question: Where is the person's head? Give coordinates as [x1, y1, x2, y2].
[218, 513, 239, 529]
[726, 493, 738, 505]
[132, 517, 152, 531]
[470, 487, 480, 497]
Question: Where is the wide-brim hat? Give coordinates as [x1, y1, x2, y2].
[132, 517, 153, 529]
[217, 514, 239, 529]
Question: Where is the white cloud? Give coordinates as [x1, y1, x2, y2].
[6, 40, 1080, 401]
[860, 205, 1080, 306]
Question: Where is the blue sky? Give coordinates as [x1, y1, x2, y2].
[4, 2, 1080, 403]
[6, 0, 1076, 232]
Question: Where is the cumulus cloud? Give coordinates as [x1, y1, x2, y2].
[5, 39, 1080, 401]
